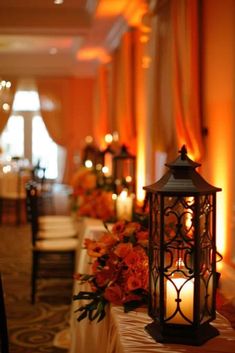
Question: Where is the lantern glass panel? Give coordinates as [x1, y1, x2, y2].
[162, 196, 195, 325]
[198, 194, 215, 324]
[149, 193, 217, 326]
[149, 194, 161, 319]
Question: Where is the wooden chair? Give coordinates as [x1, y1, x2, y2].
[25, 181, 78, 304]
[0, 273, 9, 353]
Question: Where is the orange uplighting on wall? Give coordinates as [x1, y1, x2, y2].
[76, 47, 111, 63]
[136, 144, 146, 203]
[95, 0, 147, 27]
[201, 0, 235, 266]
[96, 0, 128, 17]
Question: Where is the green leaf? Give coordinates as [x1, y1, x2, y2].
[97, 309, 106, 322]
[77, 310, 88, 322]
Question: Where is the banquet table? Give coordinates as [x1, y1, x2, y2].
[69, 218, 235, 353]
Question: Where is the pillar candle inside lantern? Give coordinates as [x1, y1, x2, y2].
[116, 189, 133, 221]
[104, 153, 112, 176]
[166, 276, 194, 324]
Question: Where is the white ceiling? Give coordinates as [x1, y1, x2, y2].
[0, 0, 148, 77]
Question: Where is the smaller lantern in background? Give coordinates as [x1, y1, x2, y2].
[143, 146, 221, 346]
[100, 134, 115, 177]
[82, 136, 98, 169]
[113, 145, 136, 194]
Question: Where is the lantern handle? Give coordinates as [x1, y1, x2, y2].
[179, 145, 187, 159]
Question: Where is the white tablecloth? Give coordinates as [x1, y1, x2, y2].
[69, 218, 235, 353]
[0, 169, 31, 199]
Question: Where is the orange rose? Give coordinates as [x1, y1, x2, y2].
[114, 242, 133, 258]
[136, 230, 149, 246]
[99, 233, 118, 248]
[123, 222, 141, 237]
[126, 275, 142, 291]
[104, 284, 123, 305]
[86, 240, 107, 257]
[111, 220, 126, 234]
[124, 246, 148, 268]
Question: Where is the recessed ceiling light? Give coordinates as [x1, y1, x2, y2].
[54, 0, 63, 4]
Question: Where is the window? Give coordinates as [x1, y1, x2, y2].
[0, 115, 24, 158]
[32, 116, 58, 179]
[0, 90, 64, 180]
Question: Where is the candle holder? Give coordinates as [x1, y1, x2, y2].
[82, 136, 99, 168]
[113, 144, 136, 194]
[115, 189, 134, 221]
[143, 146, 221, 346]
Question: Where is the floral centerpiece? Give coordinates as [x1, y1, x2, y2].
[70, 166, 115, 221]
[71, 166, 97, 200]
[73, 220, 149, 322]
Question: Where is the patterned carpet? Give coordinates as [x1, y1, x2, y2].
[0, 224, 73, 353]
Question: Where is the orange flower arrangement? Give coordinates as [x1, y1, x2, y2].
[71, 166, 97, 197]
[73, 220, 149, 322]
[77, 189, 115, 222]
[71, 166, 115, 221]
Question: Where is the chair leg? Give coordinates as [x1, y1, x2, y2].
[0, 199, 2, 224]
[31, 253, 38, 304]
[16, 199, 21, 225]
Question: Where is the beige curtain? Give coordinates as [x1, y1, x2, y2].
[37, 77, 94, 183]
[36, 77, 71, 147]
[110, 30, 136, 153]
[0, 78, 17, 133]
[172, 0, 203, 161]
[150, 0, 203, 164]
[93, 64, 110, 149]
[150, 0, 178, 164]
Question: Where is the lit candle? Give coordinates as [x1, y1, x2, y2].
[104, 133, 113, 145]
[102, 166, 109, 175]
[103, 152, 112, 176]
[116, 189, 133, 221]
[85, 159, 93, 169]
[166, 275, 194, 324]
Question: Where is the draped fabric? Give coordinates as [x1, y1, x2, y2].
[110, 30, 136, 153]
[150, 0, 178, 165]
[93, 64, 110, 149]
[0, 78, 17, 133]
[37, 77, 94, 183]
[171, 0, 203, 161]
[37, 77, 71, 147]
[150, 0, 203, 164]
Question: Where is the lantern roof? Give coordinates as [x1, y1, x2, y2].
[143, 145, 222, 194]
[113, 144, 135, 160]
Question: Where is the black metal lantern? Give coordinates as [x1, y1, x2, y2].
[82, 137, 99, 168]
[100, 144, 115, 176]
[113, 144, 136, 194]
[143, 146, 221, 346]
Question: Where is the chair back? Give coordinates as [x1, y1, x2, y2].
[25, 181, 39, 244]
[0, 273, 9, 353]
